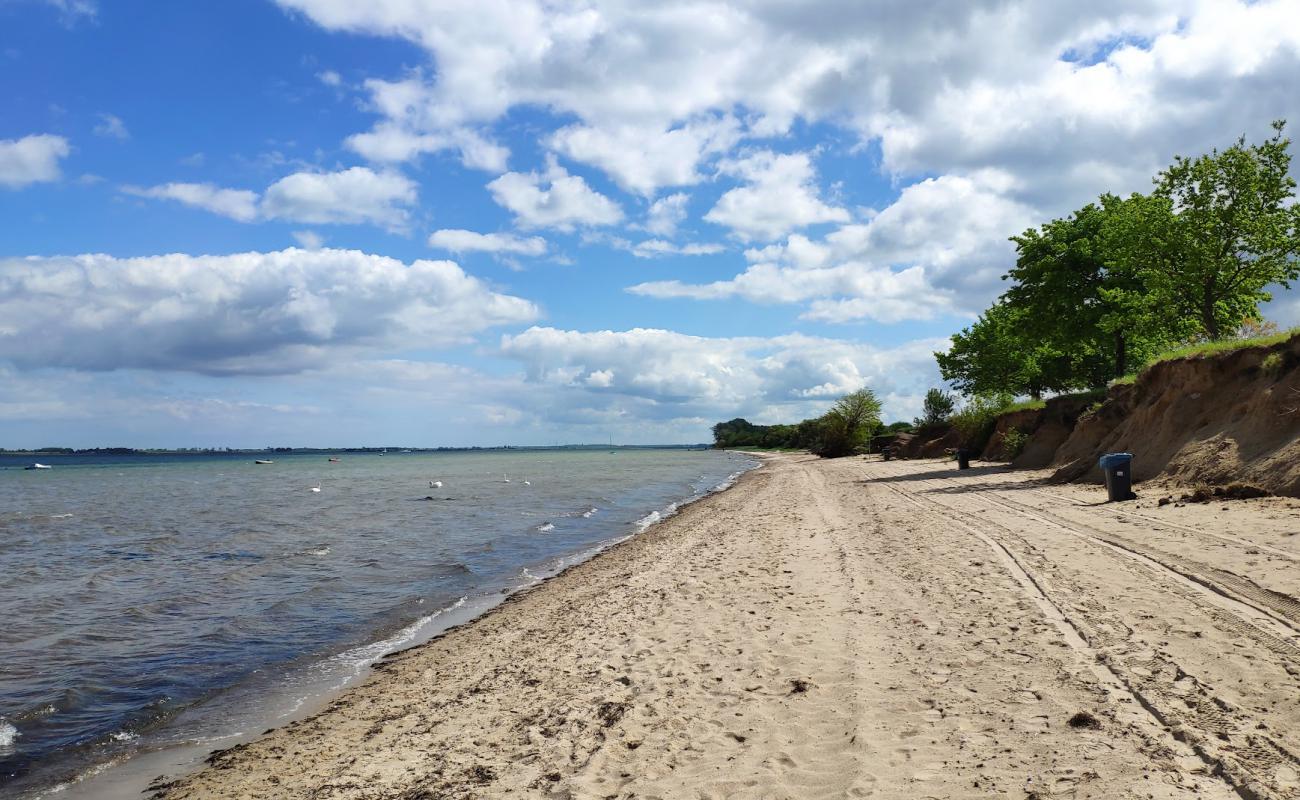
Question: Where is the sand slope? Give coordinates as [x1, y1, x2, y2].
[154, 454, 1300, 799]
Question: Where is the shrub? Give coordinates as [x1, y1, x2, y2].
[949, 392, 1014, 452]
[1002, 428, 1029, 459]
[1262, 352, 1285, 376]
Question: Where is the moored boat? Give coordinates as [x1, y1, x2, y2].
[253, 459, 274, 465]
[25, 463, 52, 470]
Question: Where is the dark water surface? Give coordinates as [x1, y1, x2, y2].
[0, 449, 755, 797]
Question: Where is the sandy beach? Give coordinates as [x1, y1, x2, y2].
[151, 453, 1300, 799]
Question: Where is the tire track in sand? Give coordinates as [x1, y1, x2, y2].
[875, 471, 1300, 800]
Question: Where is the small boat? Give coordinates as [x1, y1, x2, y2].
[25, 463, 52, 470]
[254, 459, 274, 465]
[328, 457, 341, 462]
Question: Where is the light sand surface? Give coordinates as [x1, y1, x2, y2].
[153, 454, 1300, 799]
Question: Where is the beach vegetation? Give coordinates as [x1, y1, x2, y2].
[1001, 428, 1030, 459]
[809, 388, 883, 458]
[915, 388, 955, 427]
[948, 392, 1014, 452]
[937, 122, 1300, 402]
[711, 388, 883, 457]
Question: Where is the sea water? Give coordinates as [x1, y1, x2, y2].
[0, 448, 756, 797]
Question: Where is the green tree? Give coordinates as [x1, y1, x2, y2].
[1108, 121, 1300, 341]
[1006, 198, 1168, 381]
[915, 388, 955, 427]
[935, 302, 1071, 398]
[811, 388, 883, 458]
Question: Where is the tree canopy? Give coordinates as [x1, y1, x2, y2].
[711, 387, 883, 458]
[938, 122, 1299, 398]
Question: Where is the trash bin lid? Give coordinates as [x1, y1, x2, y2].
[1099, 452, 1133, 470]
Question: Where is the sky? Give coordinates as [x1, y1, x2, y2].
[2, 0, 1300, 448]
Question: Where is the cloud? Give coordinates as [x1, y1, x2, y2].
[292, 230, 325, 249]
[275, 0, 1300, 319]
[0, 248, 538, 375]
[122, 167, 418, 231]
[122, 182, 260, 222]
[641, 192, 689, 237]
[487, 159, 623, 231]
[317, 69, 342, 86]
[627, 239, 724, 259]
[0, 134, 71, 188]
[499, 326, 946, 424]
[633, 171, 1035, 322]
[346, 120, 509, 172]
[428, 229, 547, 256]
[262, 167, 418, 231]
[549, 115, 740, 195]
[93, 113, 129, 140]
[41, 0, 96, 24]
[704, 151, 849, 241]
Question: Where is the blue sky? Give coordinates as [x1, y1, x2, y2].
[2, 0, 1299, 448]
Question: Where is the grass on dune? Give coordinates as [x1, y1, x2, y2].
[1109, 326, 1300, 387]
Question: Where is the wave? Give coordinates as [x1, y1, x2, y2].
[633, 461, 758, 534]
[0, 719, 18, 748]
[321, 596, 469, 689]
[535, 522, 555, 533]
[581, 506, 598, 518]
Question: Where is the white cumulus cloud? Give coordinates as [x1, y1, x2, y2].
[262, 167, 418, 231]
[428, 229, 548, 256]
[487, 159, 623, 231]
[0, 248, 538, 375]
[122, 182, 260, 222]
[704, 151, 849, 241]
[0, 134, 71, 189]
[499, 326, 946, 424]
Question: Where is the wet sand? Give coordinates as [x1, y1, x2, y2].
[153, 453, 1300, 799]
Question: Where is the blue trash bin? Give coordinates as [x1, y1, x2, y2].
[1099, 452, 1134, 502]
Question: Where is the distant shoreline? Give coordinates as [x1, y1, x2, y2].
[0, 444, 713, 457]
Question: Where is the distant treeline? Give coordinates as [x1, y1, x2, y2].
[938, 121, 1300, 398]
[713, 389, 903, 458]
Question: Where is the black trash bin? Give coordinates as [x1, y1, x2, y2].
[956, 449, 970, 470]
[1099, 452, 1134, 501]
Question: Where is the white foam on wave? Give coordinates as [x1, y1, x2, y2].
[318, 596, 469, 693]
[535, 522, 555, 533]
[0, 719, 18, 748]
[633, 459, 758, 534]
[581, 506, 598, 518]
[109, 730, 138, 742]
[711, 469, 747, 493]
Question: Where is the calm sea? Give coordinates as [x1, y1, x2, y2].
[0, 448, 756, 797]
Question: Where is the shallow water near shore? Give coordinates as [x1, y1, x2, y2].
[0, 448, 756, 797]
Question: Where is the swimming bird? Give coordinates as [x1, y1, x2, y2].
[310, 483, 321, 493]
[502, 474, 510, 483]
[522, 479, 531, 486]
[429, 480, 443, 488]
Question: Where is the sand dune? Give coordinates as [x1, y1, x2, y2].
[153, 453, 1300, 799]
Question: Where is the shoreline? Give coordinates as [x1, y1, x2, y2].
[143, 452, 1300, 799]
[36, 454, 763, 800]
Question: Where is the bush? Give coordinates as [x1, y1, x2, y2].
[1262, 351, 1285, 376]
[809, 388, 883, 458]
[949, 393, 1013, 452]
[1001, 428, 1029, 459]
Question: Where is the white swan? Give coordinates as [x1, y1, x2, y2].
[522, 479, 531, 486]
[309, 483, 321, 493]
[429, 480, 443, 489]
[502, 474, 510, 483]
